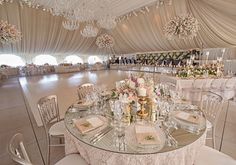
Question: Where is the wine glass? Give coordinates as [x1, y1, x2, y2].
[91, 92, 100, 115]
[112, 100, 126, 148]
[85, 94, 93, 115]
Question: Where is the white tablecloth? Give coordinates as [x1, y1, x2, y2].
[0, 67, 19, 76]
[55, 65, 82, 73]
[65, 130, 206, 165]
[160, 76, 236, 100]
[90, 63, 106, 71]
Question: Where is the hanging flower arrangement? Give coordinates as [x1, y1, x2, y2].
[0, 20, 22, 44]
[164, 14, 200, 40]
[96, 33, 114, 48]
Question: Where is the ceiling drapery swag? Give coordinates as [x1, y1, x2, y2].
[0, 0, 235, 56]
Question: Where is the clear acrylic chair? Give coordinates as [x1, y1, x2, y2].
[200, 92, 224, 149]
[8, 133, 88, 165]
[8, 133, 33, 165]
[221, 77, 236, 100]
[77, 83, 95, 100]
[191, 79, 207, 103]
[37, 95, 65, 165]
[210, 78, 226, 91]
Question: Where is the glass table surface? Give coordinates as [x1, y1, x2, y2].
[64, 104, 206, 155]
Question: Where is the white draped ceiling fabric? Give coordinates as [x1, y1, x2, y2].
[0, 0, 235, 61]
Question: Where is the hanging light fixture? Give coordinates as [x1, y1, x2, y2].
[97, 15, 117, 30]
[62, 19, 79, 31]
[42, 0, 117, 34]
[80, 24, 98, 37]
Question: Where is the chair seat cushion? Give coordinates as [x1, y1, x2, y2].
[195, 146, 236, 165]
[55, 154, 88, 165]
[49, 120, 65, 136]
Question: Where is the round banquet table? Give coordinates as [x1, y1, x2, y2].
[64, 103, 207, 165]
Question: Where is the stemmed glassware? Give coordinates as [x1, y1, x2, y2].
[85, 92, 100, 115]
[85, 94, 93, 114]
[93, 85, 108, 115]
[111, 100, 126, 149]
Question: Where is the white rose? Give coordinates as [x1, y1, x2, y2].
[128, 80, 136, 89]
[137, 78, 145, 85]
[138, 87, 147, 97]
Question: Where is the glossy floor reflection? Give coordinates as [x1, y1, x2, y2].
[1, 70, 236, 165]
[19, 70, 129, 126]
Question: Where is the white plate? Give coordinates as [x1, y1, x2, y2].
[125, 122, 166, 152]
[73, 100, 94, 109]
[170, 110, 206, 132]
[73, 115, 109, 136]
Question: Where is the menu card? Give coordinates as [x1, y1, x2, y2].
[73, 117, 104, 134]
[135, 125, 160, 145]
[175, 111, 200, 124]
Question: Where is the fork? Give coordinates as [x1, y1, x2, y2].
[90, 126, 112, 144]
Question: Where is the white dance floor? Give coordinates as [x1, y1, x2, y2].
[19, 70, 129, 126]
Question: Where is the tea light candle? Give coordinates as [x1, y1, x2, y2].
[138, 87, 147, 97]
[221, 48, 226, 58]
[206, 51, 209, 64]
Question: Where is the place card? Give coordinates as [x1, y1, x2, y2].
[135, 125, 160, 145]
[74, 116, 104, 134]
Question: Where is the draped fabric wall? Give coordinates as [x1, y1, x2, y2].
[0, 0, 235, 61]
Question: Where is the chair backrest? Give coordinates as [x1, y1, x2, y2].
[8, 133, 33, 165]
[224, 77, 236, 89]
[193, 79, 205, 89]
[200, 92, 224, 126]
[77, 83, 94, 100]
[210, 79, 226, 89]
[37, 95, 60, 129]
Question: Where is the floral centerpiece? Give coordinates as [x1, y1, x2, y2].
[113, 73, 158, 103]
[0, 20, 21, 44]
[96, 33, 114, 49]
[111, 73, 160, 120]
[164, 14, 200, 40]
[176, 62, 223, 78]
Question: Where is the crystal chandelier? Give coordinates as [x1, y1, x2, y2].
[80, 24, 98, 38]
[97, 15, 117, 30]
[62, 20, 79, 31]
[34, 0, 117, 36]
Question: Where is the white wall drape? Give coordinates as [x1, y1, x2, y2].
[0, 0, 235, 59]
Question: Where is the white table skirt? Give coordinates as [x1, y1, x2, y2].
[55, 65, 81, 73]
[65, 130, 206, 165]
[159, 76, 235, 101]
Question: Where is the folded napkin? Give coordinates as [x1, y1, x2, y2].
[175, 111, 200, 124]
[74, 117, 104, 134]
[135, 125, 160, 145]
[73, 100, 93, 108]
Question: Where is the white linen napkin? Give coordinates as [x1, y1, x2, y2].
[73, 116, 104, 134]
[175, 111, 200, 124]
[135, 125, 160, 145]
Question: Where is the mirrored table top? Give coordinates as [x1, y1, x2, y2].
[64, 103, 206, 155]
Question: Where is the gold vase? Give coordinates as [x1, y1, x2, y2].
[124, 103, 132, 125]
[137, 96, 149, 119]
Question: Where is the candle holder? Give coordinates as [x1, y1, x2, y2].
[137, 96, 149, 119]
